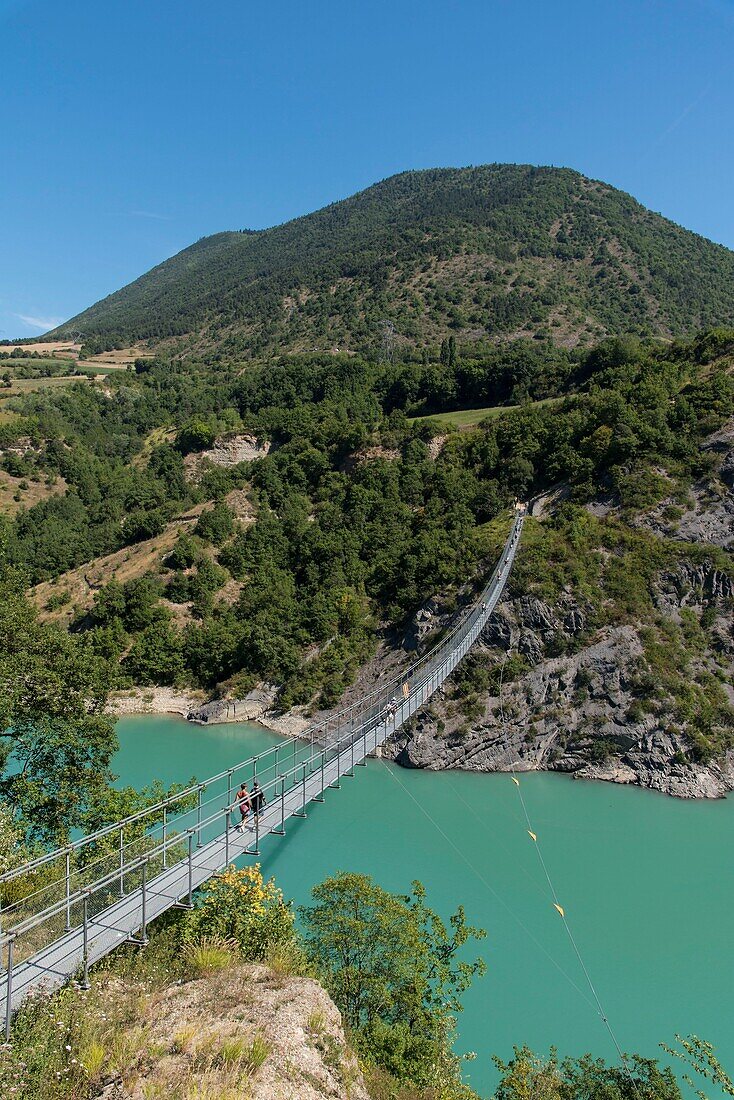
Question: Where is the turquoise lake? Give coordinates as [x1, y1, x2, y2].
[115, 714, 734, 1096]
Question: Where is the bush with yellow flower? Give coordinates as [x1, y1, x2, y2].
[182, 863, 296, 960]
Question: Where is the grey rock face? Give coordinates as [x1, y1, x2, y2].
[383, 562, 734, 799]
[188, 685, 277, 723]
[402, 598, 442, 651]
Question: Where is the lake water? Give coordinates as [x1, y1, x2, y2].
[115, 714, 734, 1096]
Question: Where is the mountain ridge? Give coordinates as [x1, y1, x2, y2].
[51, 164, 734, 356]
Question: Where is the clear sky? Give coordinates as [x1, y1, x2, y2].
[1, 0, 733, 339]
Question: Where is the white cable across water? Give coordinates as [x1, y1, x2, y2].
[497, 657, 643, 1096]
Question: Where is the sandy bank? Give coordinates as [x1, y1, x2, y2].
[107, 686, 205, 718]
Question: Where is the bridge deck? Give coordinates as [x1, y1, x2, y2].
[3, 721, 385, 1011]
[1, 510, 524, 1022]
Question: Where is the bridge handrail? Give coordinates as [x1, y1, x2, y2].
[2, 724, 383, 939]
[310, 510, 522, 736]
[0, 741, 287, 885]
[1, 509, 523, 893]
[0, 727, 356, 932]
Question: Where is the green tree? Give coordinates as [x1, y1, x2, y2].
[299, 872, 485, 1090]
[0, 569, 117, 844]
[121, 508, 166, 544]
[663, 1034, 734, 1098]
[493, 1047, 683, 1100]
[194, 502, 235, 545]
[176, 418, 216, 455]
[123, 620, 184, 685]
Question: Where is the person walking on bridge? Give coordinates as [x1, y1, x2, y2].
[250, 779, 266, 825]
[232, 782, 251, 832]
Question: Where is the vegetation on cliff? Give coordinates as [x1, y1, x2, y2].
[2, 861, 713, 1100]
[1, 330, 732, 762]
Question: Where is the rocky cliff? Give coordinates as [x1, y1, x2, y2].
[95, 963, 368, 1100]
[383, 422, 734, 799]
[385, 597, 734, 799]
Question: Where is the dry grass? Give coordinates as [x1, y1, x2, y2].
[82, 344, 153, 368]
[0, 469, 67, 515]
[408, 395, 562, 430]
[124, 963, 369, 1100]
[0, 373, 91, 396]
[4, 953, 368, 1100]
[29, 504, 208, 622]
[0, 340, 80, 358]
[181, 937, 239, 978]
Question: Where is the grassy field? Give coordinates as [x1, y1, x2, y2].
[408, 395, 562, 430]
[78, 364, 125, 375]
[0, 356, 76, 371]
[0, 367, 121, 405]
[0, 339, 80, 357]
[1, 374, 91, 396]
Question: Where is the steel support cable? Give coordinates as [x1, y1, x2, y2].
[6, 727, 379, 940]
[4, 734, 327, 930]
[3, 517, 523, 958]
[497, 657, 643, 1097]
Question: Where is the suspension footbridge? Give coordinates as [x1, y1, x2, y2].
[0, 506, 525, 1034]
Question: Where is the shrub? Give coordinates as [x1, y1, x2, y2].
[182, 864, 296, 961]
[195, 503, 235, 545]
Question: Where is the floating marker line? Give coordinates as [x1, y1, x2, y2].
[379, 758, 597, 1011]
[497, 656, 642, 1094]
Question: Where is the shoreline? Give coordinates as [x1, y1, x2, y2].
[107, 686, 204, 718]
[108, 687, 732, 801]
[107, 686, 311, 739]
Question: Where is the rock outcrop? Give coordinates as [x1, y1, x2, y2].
[385, 611, 734, 800]
[378, 420, 734, 799]
[98, 964, 369, 1100]
[185, 434, 271, 482]
[383, 570, 734, 799]
[187, 685, 278, 724]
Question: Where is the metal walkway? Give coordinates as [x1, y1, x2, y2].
[1, 507, 525, 1032]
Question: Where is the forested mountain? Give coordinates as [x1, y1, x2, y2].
[51, 165, 734, 356]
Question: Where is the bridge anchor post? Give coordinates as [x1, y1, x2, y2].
[81, 892, 90, 989]
[314, 752, 326, 802]
[119, 826, 125, 896]
[174, 833, 195, 910]
[196, 786, 203, 848]
[345, 734, 355, 777]
[357, 718, 367, 765]
[127, 860, 149, 948]
[293, 762, 307, 817]
[64, 849, 72, 932]
[270, 776, 286, 836]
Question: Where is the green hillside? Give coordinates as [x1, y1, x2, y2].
[51, 165, 734, 356]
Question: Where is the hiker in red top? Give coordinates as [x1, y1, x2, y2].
[231, 783, 251, 833]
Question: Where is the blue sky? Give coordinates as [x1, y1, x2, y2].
[1, 0, 733, 339]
